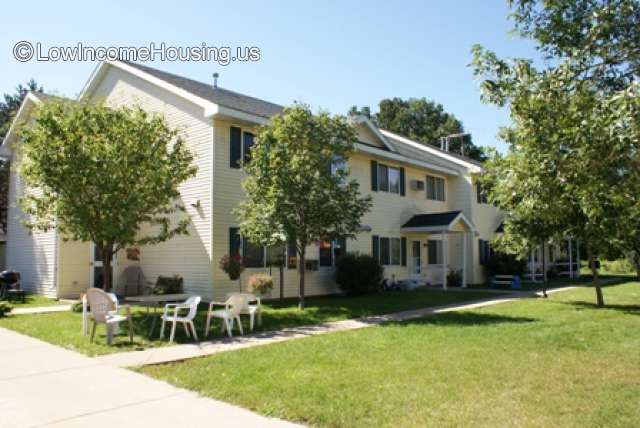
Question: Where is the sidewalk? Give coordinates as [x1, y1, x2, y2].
[98, 288, 570, 368]
[12, 304, 72, 315]
[0, 327, 302, 428]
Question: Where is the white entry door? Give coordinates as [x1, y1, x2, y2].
[89, 244, 116, 289]
[411, 241, 421, 276]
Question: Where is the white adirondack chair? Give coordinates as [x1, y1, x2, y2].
[204, 294, 245, 338]
[159, 296, 201, 343]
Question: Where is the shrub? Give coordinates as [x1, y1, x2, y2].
[71, 301, 84, 313]
[335, 253, 384, 296]
[247, 273, 274, 295]
[485, 252, 527, 277]
[0, 301, 12, 317]
[219, 254, 244, 280]
[447, 269, 462, 287]
[153, 275, 184, 295]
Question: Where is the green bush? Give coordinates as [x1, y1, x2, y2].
[0, 301, 12, 317]
[335, 253, 384, 296]
[601, 258, 634, 274]
[71, 301, 84, 313]
[153, 275, 184, 295]
[447, 269, 462, 287]
[485, 252, 527, 277]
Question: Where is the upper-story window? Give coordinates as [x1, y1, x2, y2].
[370, 160, 405, 196]
[229, 126, 255, 168]
[476, 182, 489, 204]
[426, 175, 446, 201]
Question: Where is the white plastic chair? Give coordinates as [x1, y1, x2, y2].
[159, 295, 201, 343]
[85, 288, 133, 345]
[82, 290, 121, 335]
[204, 294, 245, 338]
[228, 292, 262, 331]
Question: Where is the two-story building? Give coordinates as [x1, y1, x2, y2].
[2, 60, 502, 300]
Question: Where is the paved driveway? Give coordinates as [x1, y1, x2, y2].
[0, 327, 302, 428]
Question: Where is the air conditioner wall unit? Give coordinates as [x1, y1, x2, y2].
[410, 180, 425, 191]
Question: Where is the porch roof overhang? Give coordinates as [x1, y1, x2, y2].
[400, 210, 478, 234]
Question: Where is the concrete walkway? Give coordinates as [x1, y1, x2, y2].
[98, 288, 573, 368]
[12, 304, 72, 315]
[0, 328, 302, 428]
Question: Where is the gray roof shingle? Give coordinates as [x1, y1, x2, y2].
[121, 61, 284, 118]
[401, 211, 462, 229]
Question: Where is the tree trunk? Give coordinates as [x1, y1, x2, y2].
[279, 262, 284, 301]
[587, 246, 604, 307]
[298, 246, 306, 310]
[541, 241, 548, 298]
[96, 241, 114, 292]
[634, 252, 640, 281]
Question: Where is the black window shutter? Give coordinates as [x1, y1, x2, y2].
[372, 235, 379, 261]
[401, 237, 407, 266]
[399, 167, 406, 196]
[229, 227, 241, 256]
[371, 160, 378, 191]
[230, 126, 242, 168]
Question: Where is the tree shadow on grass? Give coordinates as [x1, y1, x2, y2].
[561, 300, 640, 315]
[384, 311, 537, 328]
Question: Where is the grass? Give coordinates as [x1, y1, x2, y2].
[2, 293, 68, 308]
[0, 288, 494, 356]
[140, 281, 640, 428]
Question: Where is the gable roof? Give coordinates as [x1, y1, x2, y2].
[401, 210, 477, 233]
[120, 61, 284, 119]
[79, 61, 480, 174]
[381, 129, 483, 171]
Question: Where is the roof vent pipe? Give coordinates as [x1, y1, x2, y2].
[212, 72, 219, 88]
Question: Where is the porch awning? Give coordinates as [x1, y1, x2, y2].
[400, 210, 477, 234]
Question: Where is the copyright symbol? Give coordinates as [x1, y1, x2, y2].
[13, 41, 34, 62]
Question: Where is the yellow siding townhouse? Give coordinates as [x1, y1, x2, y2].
[1, 60, 505, 300]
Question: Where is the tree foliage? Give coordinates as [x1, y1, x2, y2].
[236, 104, 372, 308]
[17, 100, 197, 290]
[349, 97, 486, 161]
[472, 0, 640, 307]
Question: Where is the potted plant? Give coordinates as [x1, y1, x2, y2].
[247, 273, 274, 297]
[219, 253, 245, 280]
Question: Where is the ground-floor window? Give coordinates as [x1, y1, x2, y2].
[372, 235, 406, 266]
[229, 228, 293, 269]
[319, 238, 347, 267]
[427, 240, 443, 265]
[478, 239, 491, 265]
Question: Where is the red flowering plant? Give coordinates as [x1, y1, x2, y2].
[219, 253, 244, 280]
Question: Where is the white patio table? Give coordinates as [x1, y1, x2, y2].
[125, 293, 192, 336]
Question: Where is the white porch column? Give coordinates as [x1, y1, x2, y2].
[576, 239, 580, 278]
[441, 232, 448, 290]
[568, 238, 574, 279]
[462, 232, 468, 288]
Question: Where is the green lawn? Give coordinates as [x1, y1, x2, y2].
[141, 281, 640, 428]
[0, 289, 494, 356]
[2, 293, 68, 308]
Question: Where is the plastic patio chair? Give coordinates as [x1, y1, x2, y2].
[227, 292, 262, 331]
[82, 291, 120, 335]
[159, 295, 201, 343]
[85, 288, 133, 345]
[204, 294, 246, 338]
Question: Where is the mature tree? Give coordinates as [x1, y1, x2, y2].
[472, 0, 640, 307]
[349, 97, 486, 161]
[17, 100, 197, 291]
[236, 104, 372, 309]
[0, 80, 44, 235]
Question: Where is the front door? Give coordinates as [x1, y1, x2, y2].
[90, 244, 116, 289]
[411, 241, 421, 276]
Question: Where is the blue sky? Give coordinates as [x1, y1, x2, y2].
[1, 0, 539, 151]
